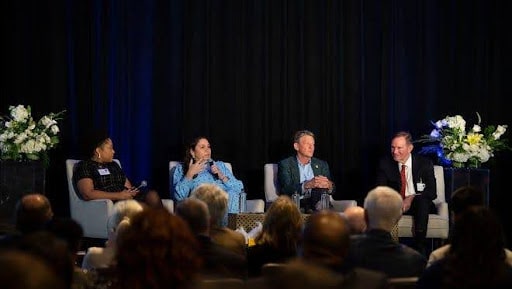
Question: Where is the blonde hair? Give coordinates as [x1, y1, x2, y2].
[256, 195, 303, 252]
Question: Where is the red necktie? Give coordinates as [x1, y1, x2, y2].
[400, 164, 406, 199]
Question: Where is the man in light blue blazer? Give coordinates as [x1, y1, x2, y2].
[278, 130, 334, 212]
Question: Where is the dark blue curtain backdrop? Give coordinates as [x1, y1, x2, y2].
[3, 0, 512, 244]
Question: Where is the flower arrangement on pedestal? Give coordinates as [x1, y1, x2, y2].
[418, 113, 510, 168]
[0, 105, 65, 166]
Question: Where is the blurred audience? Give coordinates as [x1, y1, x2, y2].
[112, 208, 202, 289]
[267, 210, 387, 289]
[247, 195, 303, 277]
[172, 136, 244, 214]
[343, 206, 367, 234]
[45, 217, 96, 289]
[15, 231, 75, 289]
[191, 183, 246, 256]
[81, 200, 143, 270]
[15, 193, 54, 234]
[0, 193, 54, 247]
[418, 206, 512, 289]
[0, 250, 65, 289]
[345, 186, 426, 277]
[428, 186, 512, 267]
[176, 198, 248, 279]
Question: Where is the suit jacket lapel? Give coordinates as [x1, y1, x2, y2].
[290, 157, 301, 184]
[311, 158, 322, 176]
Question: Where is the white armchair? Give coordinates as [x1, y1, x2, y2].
[263, 163, 357, 211]
[169, 161, 265, 213]
[397, 165, 449, 239]
[66, 159, 174, 239]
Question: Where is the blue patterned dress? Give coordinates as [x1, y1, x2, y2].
[172, 161, 244, 213]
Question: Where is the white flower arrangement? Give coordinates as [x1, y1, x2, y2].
[419, 113, 510, 168]
[0, 105, 65, 165]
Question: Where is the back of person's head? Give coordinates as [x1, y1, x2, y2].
[343, 206, 367, 234]
[450, 186, 484, 217]
[0, 250, 65, 289]
[257, 195, 303, 252]
[45, 217, 84, 254]
[107, 199, 144, 234]
[444, 206, 508, 288]
[16, 231, 74, 289]
[364, 186, 403, 231]
[191, 183, 228, 227]
[15, 193, 53, 234]
[266, 259, 343, 289]
[302, 210, 350, 270]
[115, 208, 201, 289]
[176, 198, 210, 235]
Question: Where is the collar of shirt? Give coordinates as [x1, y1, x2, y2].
[399, 156, 415, 196]
[297, 157, 314, 183]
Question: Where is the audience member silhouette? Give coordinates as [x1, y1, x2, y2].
[345, 186, 426, 277]
[417, 206, 512, 289]
[0, 250, 65, 289]
[45, 217, 96, 289]
[247, 195, 304, 277]
[176, 198, 248, 279]
[428, 186, 512, 267]
[191, 183, 246, 256]
[284, 210, 387, 289]
[15, 193, 53, 234]
[343, 206, 367, 234]
[15, 231, 75, 289]
[1, 193, 53, 248]
[81, 199, 143, 270]
[113, 208, 202, 289]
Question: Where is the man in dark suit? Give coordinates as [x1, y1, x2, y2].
[376, 131, 437, 255]
[278, 130, 334, 212]
[345, 186, 426, 277]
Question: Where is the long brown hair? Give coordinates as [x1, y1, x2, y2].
[115, 208, 201, 289]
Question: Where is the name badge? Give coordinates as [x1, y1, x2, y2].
[416, 180, 425, 192]
[98, 168, 111, 176]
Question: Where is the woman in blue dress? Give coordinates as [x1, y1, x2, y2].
[172, 136, 244, 214]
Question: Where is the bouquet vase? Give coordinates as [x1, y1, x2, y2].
[0, 160, 46, 233]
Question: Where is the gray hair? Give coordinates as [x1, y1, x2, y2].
[107, 200, 144, 233]
[364, 186, 403, 231]
[191, 183, 228, 227]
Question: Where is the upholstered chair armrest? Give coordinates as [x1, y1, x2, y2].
[436, 202, 449, 219]
[247, 199, 265, 213]
[330, 197, 357, 212]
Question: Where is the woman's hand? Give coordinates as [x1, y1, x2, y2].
[118, 188, 138, 200]
[185, 158, 207, 179]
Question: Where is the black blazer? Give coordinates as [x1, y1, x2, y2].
[375, 154, 437, 201]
